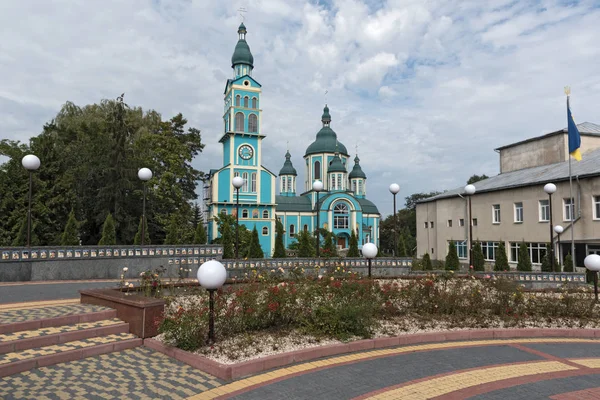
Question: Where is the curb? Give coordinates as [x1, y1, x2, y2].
[143, 328, 600, 381]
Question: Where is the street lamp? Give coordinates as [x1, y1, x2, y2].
[464, 184, 476, 267]
[22, 154, 41, 247]
[232, 176, 244, 259]
[313, 180, 324, 258]
[389, 183, 400, 256]
[197, 260, 227, 343]
[362, 242, 378, 278]
[138, 168, 153, 246]
[544, 183, 557, 271]
[584, 254, 600, 302]
[554, 225, 564, 268]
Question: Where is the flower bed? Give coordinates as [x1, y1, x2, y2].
[156, 270, 600, 363]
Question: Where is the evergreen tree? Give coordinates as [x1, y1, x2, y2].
[193, 220, 207, 244]
[445, 241, 460, 270]
[472, 241, 485, 271]
[322, 231, 337, 258]
[347, 230, 360, 257]
[396, 232, 408, 257]
[133, 216, 150, 245]
[164, 211, 195, 245]
[563, 252, 574, 272]
[60, 209, 80, 246]
[297, 230, 315, 257]
[273, 219, 286, 258]
[494, 241, 509, 271]
[219, 217, 234, 259]
[98, 213, 116, 245]
[541, 244, 552, 272]
[247, 227, 264, 259]
[517, 241, 532, 271]
[422, 252, 433, 270]
[11, 219, 27, 247]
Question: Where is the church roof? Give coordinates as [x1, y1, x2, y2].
[305, 105, 349, 157]
[231, 23, 254, 68]
[275, 195, 312, 212]
[357, 198, 380, 214]
[328, 153, 346, 173]
[279, 150, 297, 176]
[348, 155, 366, 179]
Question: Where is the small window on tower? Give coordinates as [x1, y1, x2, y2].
[252, 97, 257, 108]
[244, 96, 249, 107]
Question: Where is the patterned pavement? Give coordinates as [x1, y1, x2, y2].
[0, 318, 123, 342]
[0, 304, 111, 324]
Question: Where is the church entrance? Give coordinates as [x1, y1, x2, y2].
[337, 237, 346, 249]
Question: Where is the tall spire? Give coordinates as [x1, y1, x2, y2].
[321, 104, 331, 127]
[231, 23, 254, 76]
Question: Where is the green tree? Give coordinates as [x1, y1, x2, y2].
[347, 230, 359, 257]
[133, 216, 150, 245]
[396, 231, 408, 257]
[494, 241, 509, 271]
[322, 231, 337, 258]
[445, 241, 460, 270]
[296, 230, 315, 257]
[164, 211, 195, 245]
[60, 209, 80, 246]
[472, 241, 485, 271]
[467, 174, 489, 184]
[247, 227, 264, 259]
[273, 219, 286, 258]
[219, 217, 234, 259]
[193, 220, 207, 245]
[563, 252, 574, 272]
[98, 213, 116, 245]
[517, 241, 532, 271]
[422, 252, 433, 270]
[541, 244, 552, 272]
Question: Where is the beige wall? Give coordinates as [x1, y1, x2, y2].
[416, 177, 600, 266]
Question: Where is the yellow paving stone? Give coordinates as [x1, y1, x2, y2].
[568, 358, 600, 368]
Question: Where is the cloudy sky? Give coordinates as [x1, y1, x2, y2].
[2, 0, 599, 216]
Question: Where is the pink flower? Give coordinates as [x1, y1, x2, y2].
[469, 265, 474, 269]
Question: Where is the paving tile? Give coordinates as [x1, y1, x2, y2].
[0, 304, 112, 324]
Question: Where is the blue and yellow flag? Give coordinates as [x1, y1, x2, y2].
[567, 97, 581, 161]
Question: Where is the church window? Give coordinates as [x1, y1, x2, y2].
[220, 209, 227, 215]
[248, 114, 258, 133]
[281, 177, 286, 191]
[263, 210, 269, 219]
[234, 171, 240, 178]
[242, 172, 249, 192]
[314, 161, 321, 180]
[242, 209, 249, 218]
[330, 175, 336, 190]
[287, 177, 292, 192]
[235, 95, 240, 106]
[262, 227, 269, 235]
[337, 174, 342, 190]
[333, 202, 349, 229]
[252, 209, 259, 218]
[244, 96, 249, 108]
[304, 224, 308, 232]
[252, 97, 258, 108]
[289, 224, 295, 237]
[235, 112, 244, 132]
[251, 172, 257, 192]
[358, 180, 363, 195]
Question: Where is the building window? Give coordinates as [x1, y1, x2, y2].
[235, 112, 244, 132]
[242, 209, 249, 218]
[337, 174, 342, 190]
[447, 219, 452, 227]
[262, 210, 269, 219]
[252, 209, 258, 218]
[510, 242, 547, 264]
[252, 97, 257, 108]
[430, 221, 434, 228]
[333, 202, 349, 229]
[481, 241, 499, 261]
[262, 227, 269, 235]
[304, 224, 308, 232]
[459, 219, 465, 227]
[243, 96, 249, 108]
[248, 114, 258, 133]
[514, 202, 523, 223]
[358, 180, 363, 195]
[289, 224, 295, 237]
[235, 95, 240, 106]
[287, 176, 292, 192]
[453, 240, 467, 259]
[314, 161, 321, 180]
[539, 200, 550, 222]
[595, 196, 600, 220]
[251, 173, 256, 192]
[281, 177, 286, 191]
[492, 204, 501, 223]
[220, 209, 227, 215]
[472, 218, 478, 226]
[564, 198, 574, 221]
[242, 172, 249, 192]
[424, 222, 428, 229]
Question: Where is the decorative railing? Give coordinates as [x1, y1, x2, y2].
[220, 257, 413, 270]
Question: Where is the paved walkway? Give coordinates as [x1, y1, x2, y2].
[0, 281, 119, 304]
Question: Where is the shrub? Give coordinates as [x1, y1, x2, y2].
[422, 253, 432, 270]
[98, 213, 116, 245]
[140, 266, 166, 297]
[472, 242, 485, 271]
[445, 241, 460, 271]
[273, 220, 286, 258]
[541, 244, 552, 272]
[61, 210, 80, 246]
[495, 242, 509, 271]
[517, 241, 532, 271]
[158, 300, 207, 351]
[133, 216, 150, 245]
[563, 253, 574, 272]
[347, 230, 360, 257]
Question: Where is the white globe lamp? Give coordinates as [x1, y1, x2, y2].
[312, 180, 324, 192]
[362, 242, 378, 278]
[197, 259, 227, 343]
[232, 176, 244, 189]
[22, 154, 41, 171]
[544, 183, 557, 194]
[389, 183, 400, 194]
[464, 184, 476, 195]
[138, 168, 153, 181]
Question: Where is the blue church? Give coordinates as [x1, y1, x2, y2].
[205, 23, 380, 257]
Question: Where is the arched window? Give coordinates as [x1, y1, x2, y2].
[252, 209, 259, 218]
[220, 209, 227, 215]
[262, 227, 269, 235]
[333, 202, 349, 229]
[337, 174, 342, 190]
[287, 177, 292, 192]
[251, 172, 256, 192]
[242, 209, 249, 218]
[289, 224, 295, 237]
[252, 97, 258, 108]
[235, 95, 240, 106]
[281, 177, 286, 191]
[242, 172, 249, 192]
[304, 224, 308, 232]
[263, 210, 269, 219]
[235, 112, 244, 132]
[248, 114, 258, 133]
[314, 161, 321, 180]
[244, 96, 249, 108]
[358, 180, 363, 195]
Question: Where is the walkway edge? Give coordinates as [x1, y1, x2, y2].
[143, 328, 600, 381]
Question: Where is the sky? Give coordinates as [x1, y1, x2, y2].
[1, 0, 599, 217]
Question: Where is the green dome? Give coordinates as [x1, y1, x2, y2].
[328, 154, 346, 173]
[305, 105, 349, 156]
[231, 24, 254, 68]
[279, 151, 297, 176]
[349, 155, 366, 179]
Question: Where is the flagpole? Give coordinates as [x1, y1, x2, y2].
[567, 93, 576, 266]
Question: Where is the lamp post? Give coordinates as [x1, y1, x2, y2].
[232, 176, 244, 259]
[389, 183, 400, 256]
[544, 183, 557, 271]
[464, 184, 476, 267]
[584, 254, 600, 302]
[22, 155, 41, 248]
[313, 180, 324, 257]
[362, 242, 378, 278]
[197, 260, 227, 343]
[554, 225, 564, 268]
[138, 168, 153, 246]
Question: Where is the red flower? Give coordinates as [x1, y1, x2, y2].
[152, 281, 158, 287]
[268, 302, 279, 312]
[332, 281, 342, 288]
[270, 286, 280, 295]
